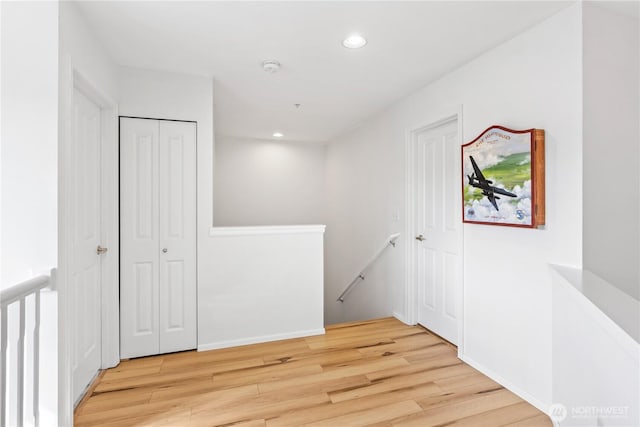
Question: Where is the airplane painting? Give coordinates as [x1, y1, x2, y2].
[467, 155, 517, 211]
[461, 125, 545, 228]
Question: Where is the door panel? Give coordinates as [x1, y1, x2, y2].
[71, 88, 102, 402]
[134, 262, 155, 334]
[420, 248, 437, 309]
[120, 118, 196, 358]
[120, 118, 160, 358]
[423, 141, 437, 230]
[415, 119, 461, 345]
[135, 135, 155, 240]
[443, 252, 458, 319]
[166, 261, 185, 329]
[444, 132, 457, 232]
[158, 121, 196, 354]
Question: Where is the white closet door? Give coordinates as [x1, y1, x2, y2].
[158, 121, 197, 354]
[120, 118, 161, 358]
[120, 118, 197, 359]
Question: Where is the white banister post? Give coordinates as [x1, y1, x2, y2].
[1, 307, 7, 427]
[17, 298, 25, 427]
[33, 291, 41, 427]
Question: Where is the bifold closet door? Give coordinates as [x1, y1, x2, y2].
[157, 120, 197, 354]
[120, 117, 197, 359]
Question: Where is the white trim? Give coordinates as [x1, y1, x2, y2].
[98, 99, 120, 371]
[404, 125, 417, 326]
[210, 225, 326, 237]
[404, 106, 465, 351]
[73, 71, 112, 110]
[393, 311, 415, 326]
[58, 53, 73, 427]
[460, 354, 550, 416]
[197, 328, 326, 352]
[456, 109, 465, 354]
[59, 57, 120, 426]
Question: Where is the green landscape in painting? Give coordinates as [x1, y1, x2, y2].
[464, 152, 531, 204]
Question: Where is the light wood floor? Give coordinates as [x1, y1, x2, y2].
[75, 317, 551, 426]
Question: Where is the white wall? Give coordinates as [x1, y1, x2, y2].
[200, 226, 325, 350]
[59, 1, 119, 104]
[1, 1, 59, 288]
[1, 3, 59, 426]
[324, 4, 583, 411]
[583, 3, 639, 300]
[214, 136, 326, 226]
[324, 119, 404, 324]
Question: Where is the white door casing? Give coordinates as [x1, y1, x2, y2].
[413, 118, 462, 345]
[71, 88, 103, 402]
[120, 118, 197, 359]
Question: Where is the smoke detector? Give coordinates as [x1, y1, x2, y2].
[262, 60, 281, 73]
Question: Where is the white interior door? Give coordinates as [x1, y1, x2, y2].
[120, 118, 197, 359]
[71, 88, 103, 402]
[414, 119, 462, 345]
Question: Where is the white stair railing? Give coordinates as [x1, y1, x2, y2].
[337, 233, 400, 302]
[1, 269, 55, 427]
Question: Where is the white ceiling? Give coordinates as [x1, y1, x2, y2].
[76, 1, 572, 143]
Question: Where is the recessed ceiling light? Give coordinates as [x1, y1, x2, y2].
[273, 132, 284, 138]
[342, 34, 367, 49]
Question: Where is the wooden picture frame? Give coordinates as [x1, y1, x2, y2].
[461, 125, 545, 228]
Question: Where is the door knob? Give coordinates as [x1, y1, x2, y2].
[162, 248, 168, 253]
[415, 234, 426, 242]
[97, 245, 108, 255]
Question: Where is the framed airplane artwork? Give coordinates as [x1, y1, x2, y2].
[461, 125, 545, 228]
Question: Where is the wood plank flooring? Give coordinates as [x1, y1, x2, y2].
[74, 317, 551, 426]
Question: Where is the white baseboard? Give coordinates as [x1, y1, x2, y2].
[197, 328, 326, 352]
[460, 354, 550, 416]
[393, 311, 415, 326]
